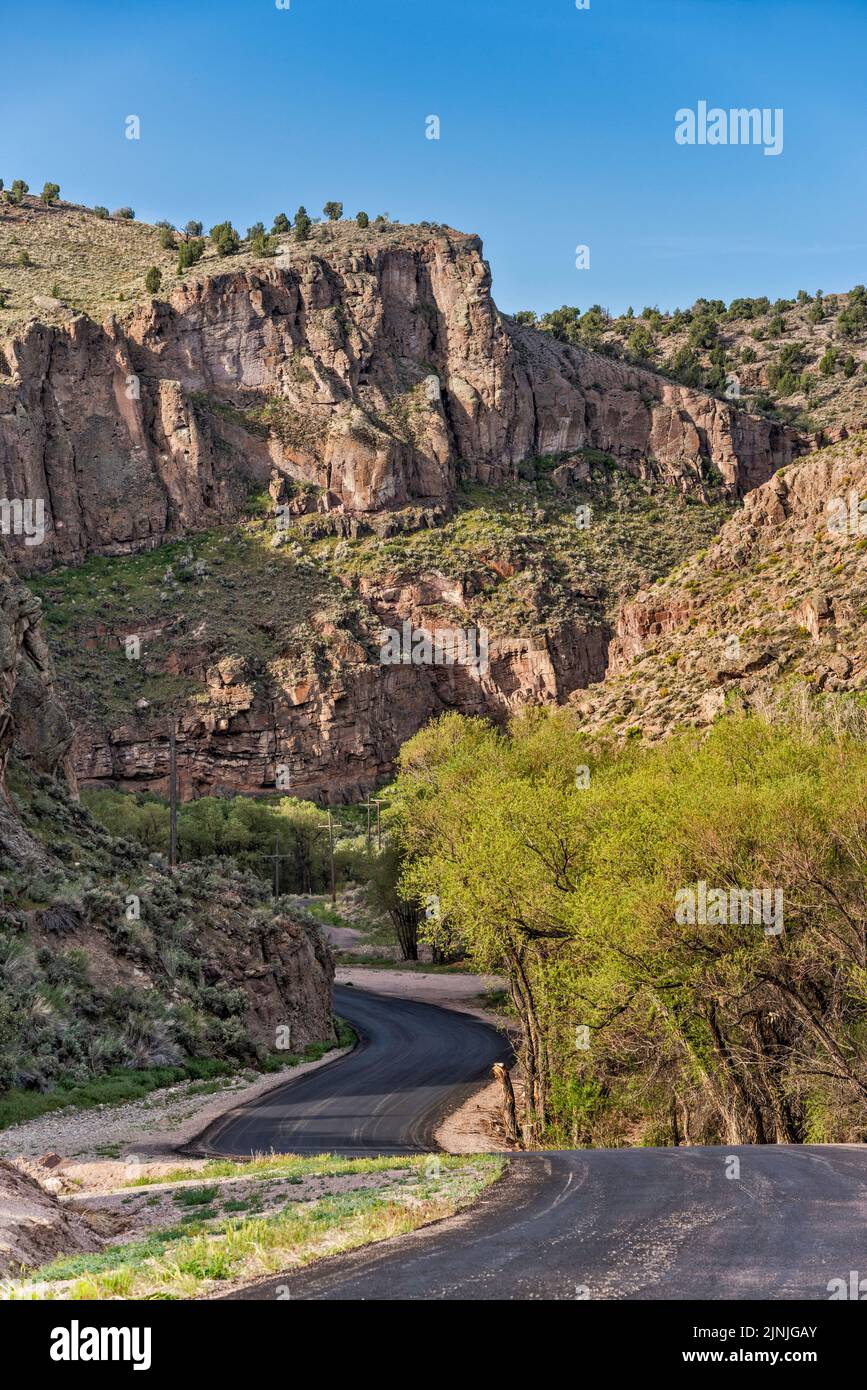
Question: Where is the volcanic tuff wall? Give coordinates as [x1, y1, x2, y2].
[0, 229, 806, 576]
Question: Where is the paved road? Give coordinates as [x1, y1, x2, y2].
[196, 984, 511, 1157]
[228, 1143, 867, 1301]
[204, 985, 867, 1300]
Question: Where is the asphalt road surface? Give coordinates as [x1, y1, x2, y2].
[206, 986, 867, 1300]
[196, 984, 511, 1157]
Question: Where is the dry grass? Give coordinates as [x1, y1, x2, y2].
[0, 197, 464, 339]
[0, 200, 179, 332]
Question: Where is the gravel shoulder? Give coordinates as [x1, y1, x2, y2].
[335, 965, 506, 1021]
[4, 1154, 505, 1300]
[0, 1043, 352, 1193]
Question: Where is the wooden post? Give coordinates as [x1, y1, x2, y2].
[493, 1062, 520, 1145]
[376, 798, 382, 851]
[366, 794, 372, 853]
[169, 719, 178, 870]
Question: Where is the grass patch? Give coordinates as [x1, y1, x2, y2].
[17, 1155, 505, 1299]
[172, 1185, 220, 1208]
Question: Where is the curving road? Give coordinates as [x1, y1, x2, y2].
[196, 984, 511, 1157]
[206, 985, 867, 1301]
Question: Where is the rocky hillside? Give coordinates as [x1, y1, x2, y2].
[0, 196, 820, 799]
[524, 287, 867, 435]
[0, 198, 807, 578]
[0, 558, 335, 1091]
[573, 433, 867, 738]
[29, 460, 731, 801]
[0, 554, 73, 863]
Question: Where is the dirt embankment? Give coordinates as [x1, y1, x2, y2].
[0, 1159, 102, 1277]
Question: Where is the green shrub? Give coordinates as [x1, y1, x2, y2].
[819, 346, 838, 377]
[209, 221, 240, 256]
[177, 237, 206, 272]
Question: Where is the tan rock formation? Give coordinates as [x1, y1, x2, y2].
[0, 1159, 101, 1277]
[0, 231, 807, 577]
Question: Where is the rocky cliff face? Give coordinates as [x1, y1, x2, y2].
[73, 574, 608, 803]
[0, 229, 807, 576]
[0, 556, 74, 860]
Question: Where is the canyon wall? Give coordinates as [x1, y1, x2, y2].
[72, 575, 609, 803]
[0, 230, 807, 576]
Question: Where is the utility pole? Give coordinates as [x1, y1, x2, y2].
[327, 809, 336, 906]
[169, 718, 178, 870]
[368, 797, 384, 852]
[267, 837, 290, 899]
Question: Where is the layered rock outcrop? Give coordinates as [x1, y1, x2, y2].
[72, 568, 608, 802]
[575, 435, 867, 736]
[0, 230, 807, 576]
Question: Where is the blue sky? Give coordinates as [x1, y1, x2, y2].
[3, 0, 865, 315]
